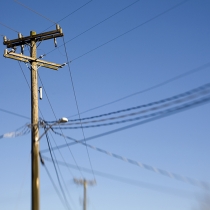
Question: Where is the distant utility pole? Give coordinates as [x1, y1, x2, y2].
[74, 178, 96, 210]
[3, 25, 64, 210]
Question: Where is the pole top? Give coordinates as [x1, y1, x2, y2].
[30, 31, 36, 36]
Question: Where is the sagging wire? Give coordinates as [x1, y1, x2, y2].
[43, 125, 72, 210]
[52, 96, 210, 129]
[42, 155, 196, 199]
[51, 129, 210, 190]
[40, 95, 210, 155]
[62, 35, 96, 181]
[42, 120, 84, 178]
[45, 83, 210, 124]
[67, 61, 210, 119]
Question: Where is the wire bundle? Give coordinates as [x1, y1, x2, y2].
[46, 83, 210, 130]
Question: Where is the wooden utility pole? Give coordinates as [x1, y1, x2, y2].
[74, 178, 96, 210]
[30, 30, 39, 210]
[3, 25, 64, 210]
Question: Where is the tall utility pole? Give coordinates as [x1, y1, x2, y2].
[31, 31, 39, 210]
[3, 25, 64, 210]
[74, 178, 96, 210]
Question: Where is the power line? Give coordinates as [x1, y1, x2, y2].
[40, 95, 210, 153]
[66, 0, 190, 62]
[18, 62, 47, 120]
[14, 0, 93, 32]
[42, 155, 196, 199]
[46, 133, 80, 210]
[14, 0, 56, 24]
[44, 127, 72, 210]
[45, 131, 75, 210]
[42, 162, 69, 209]
[43, 0, 93, 32]
[47, 130, 210, 190]
[58, 97, 210, 129]
[46, 0, 141, 55]
[51, 87, 210, 129]
[0, 21, 19, 33]
[35, 61, 84, 179]
[43, 121, 84, 178]
[48, 130, 75, 178]
[55, 97, 210, 129]
[62, 36, 96, 180]
[4, 45, 209, 128]
[67, 61, 210, 119]
[0, 123, 30, 139]
[0, 108, 30, 120]
[43, 83, 210, 124]
[46, 131, 80, 210]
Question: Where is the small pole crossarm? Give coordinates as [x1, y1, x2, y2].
[4, 50, 62, 70]
[3, 26, 63, 48]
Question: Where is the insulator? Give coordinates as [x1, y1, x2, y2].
[21, 45, 24, 54]
[56, 24, 60, 30]
[18, 33, 22, 38]
[38, 54, 45, 59]
[54, 38, 57, 47]
[8, 48, 15, 53]
[4, 49, 8, 54]
[61, 63, 67, 67]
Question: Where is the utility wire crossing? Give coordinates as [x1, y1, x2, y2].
[52, 130, 210, 190]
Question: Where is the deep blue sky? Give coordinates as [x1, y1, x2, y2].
[1, 0, 210, 210]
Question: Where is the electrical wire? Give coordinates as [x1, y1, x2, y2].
[50, 86, 210, 129]
[44, 83, 210, 124]
[42, 155, 197, 199]
[43, 121, 84, 178]
[46, 130, 210, 190]
[40, 95, 210, 154]
[48, 130, 75, 178]
[37, 69, 82, 175]
[55, 95, 210, 129]
[0, 124, 30, 139]
[46, 131, 77, 210]
[18, 62, 46, 119]
[14, 0, 56, 24]
[0, 108, 30, 120]
[56, 0, 190, 62]
[14, 0, 93, 32]
[62, 36, 96, 180]
[42, 162, 69, 209]
[44, 127, 72, 210]
[68, 61, 210, 118]
[54, 96, 210, 129]
[0, 21, 19, 33]
[46, 131, 80, 210]
[38, 73, 58, 121]
[43, 0, 93, 32]
[46, 131, 90, 210]
[46, 0, 141, 55]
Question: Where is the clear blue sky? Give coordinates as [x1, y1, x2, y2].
[1, 0, 210, 210]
